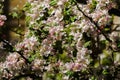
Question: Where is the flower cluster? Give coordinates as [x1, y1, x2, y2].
[0, 0, 6, 26]
[0, 15, 6, 27]
[16, 35, 38, 51]
[0, 53, 26, 79]
[1, 0, 120, 80]
[0, 0, 4, 14]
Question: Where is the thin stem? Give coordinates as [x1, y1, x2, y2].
[0, 38, 31, 64]
[10, 29, 24, 36]
[16, 51, 31, 64]
[111, 51, 115, 79]
[11, 73, 42, 80]
[74, 1, 112, 42]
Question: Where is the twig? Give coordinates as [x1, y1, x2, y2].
[74, 1, 112, 42]
[16, 50, 31, 64]
[11, 73, 42, 80]
[0, 38, 31, 64]
[10, 29, 24, 36]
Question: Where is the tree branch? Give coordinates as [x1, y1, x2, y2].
[0, 38, 31, 64]
[11, 73, 42, 80]
[74, 1, 112, 42]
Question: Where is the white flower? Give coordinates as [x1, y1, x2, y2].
[0, 15, 7, 20]
[110, 32, 119, 41]
[57, 1, 63, 6]
[32, 59, 44, 70]
[27, 0, 34, 3]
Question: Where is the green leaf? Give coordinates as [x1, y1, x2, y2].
[90, 76, 97, 80]
[89, 0, 97, 12]
[25, 16, 31, 25]
[10, 12, 18, 18]
[116, 39, 120, 48]
[70, 16, 77, 22]
[28, 54, 36, 62]
[104, 28, 110, 31]
[102, 56, 112, 65]
[84, 41, 91, 48]
[60, 52, 70, 62]
[23, 2, 32, 11]
[66, 71, 74, 76]
[50, 0, 57, 6]
[56, 73, 63, 80]
[102, 69, 109, 75]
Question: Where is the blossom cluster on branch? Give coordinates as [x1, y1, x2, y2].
[0, 15, 7, 27]
[0, 1, 6, 27]
[0, 0, 120, 80]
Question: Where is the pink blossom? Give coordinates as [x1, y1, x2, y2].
[0, 20, 5, 27]
[0, 15, 7, 20]
[0, 15, 7, 27]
